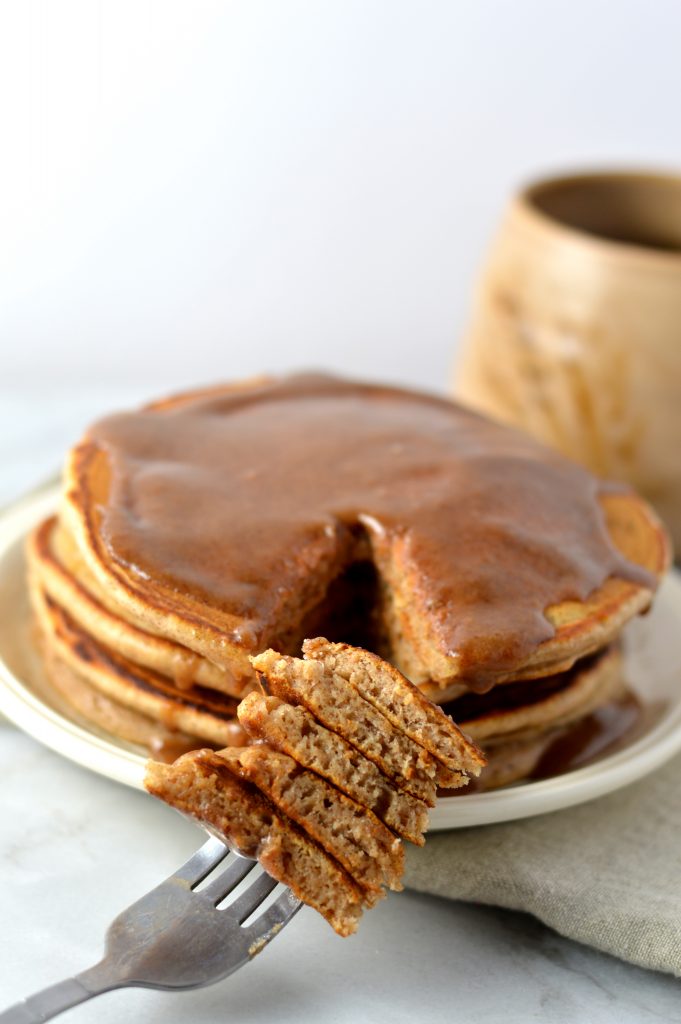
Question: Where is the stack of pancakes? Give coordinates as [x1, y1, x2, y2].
[27, 374, 670, 786]
[146, 639, 484, 935]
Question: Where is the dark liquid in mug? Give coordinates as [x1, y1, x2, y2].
[529, 174, 681, 254]
[576, 230, 681, 253]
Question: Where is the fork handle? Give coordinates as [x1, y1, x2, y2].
[0, 965, 113, 1024]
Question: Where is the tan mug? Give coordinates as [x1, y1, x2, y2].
[455, 169, 681, 552]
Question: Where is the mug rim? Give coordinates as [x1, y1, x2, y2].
[515, 168, 681, 266]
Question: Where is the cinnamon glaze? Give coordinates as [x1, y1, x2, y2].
[149, 720, 248, 764]
[89, 374, 655, 685]
[529, 692, 647, 780]
[149, 734, 205, 764]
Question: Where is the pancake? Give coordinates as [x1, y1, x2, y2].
[453, 733, 563, 792]
[399, 487, 668, 697]
[34, 615, 203, 757]
[237, 692, 431, 841]
[145, 752, 366, 936]
[59, 374, 669, 699]
[28, 516, 242, 697]
[218, 746, 404, 895]
[436, 646, 636, 791]
[301, 637, 486, 775]
[456, 688, 641, 792]
[146, 638, 483, 934]
[29, 579, 246, 749]
[450, 644, 624, 745]
[251, 648, 467, 798]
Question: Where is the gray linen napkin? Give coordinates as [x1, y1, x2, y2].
[403, 753, 681, 976]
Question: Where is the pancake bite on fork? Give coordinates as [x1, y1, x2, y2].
[146, 638, 485, 934]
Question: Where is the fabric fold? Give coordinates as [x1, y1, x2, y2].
[403, 754, 681, 977]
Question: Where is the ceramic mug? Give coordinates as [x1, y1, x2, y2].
[455, 170, 681, 552]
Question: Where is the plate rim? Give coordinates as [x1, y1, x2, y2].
[2, 480, 681, 829]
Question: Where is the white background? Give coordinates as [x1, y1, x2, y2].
[2, 0, 681, 409]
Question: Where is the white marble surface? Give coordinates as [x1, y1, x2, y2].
[2, 392, 681, 1023]
[2, 725, 681, 1024]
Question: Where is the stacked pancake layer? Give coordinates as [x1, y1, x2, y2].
[27, 516, 245, 757]
[27, 374, 671, 784]
[444, 645, 630, 788]
[145, 639, 485, 935]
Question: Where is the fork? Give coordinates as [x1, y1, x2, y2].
[0, 834, 302, 1023]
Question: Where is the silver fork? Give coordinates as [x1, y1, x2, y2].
[0, 834, 302, 1023]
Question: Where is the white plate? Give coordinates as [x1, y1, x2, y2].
[2, 481, 681, 829]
